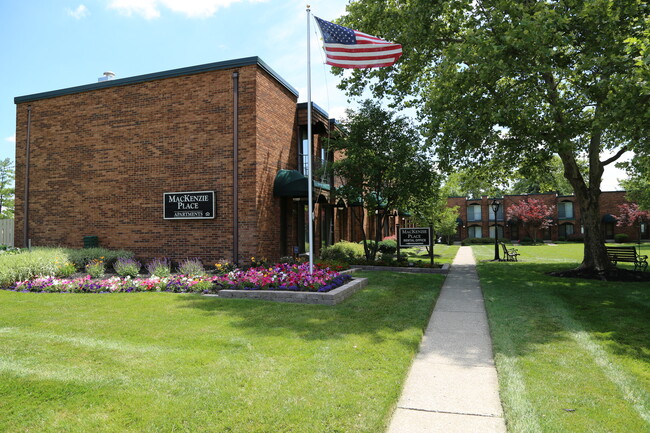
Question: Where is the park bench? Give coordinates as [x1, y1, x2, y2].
[605, 246, 648, 271]
[500, 242, 520, 262]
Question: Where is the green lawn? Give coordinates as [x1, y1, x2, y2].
[401, 243, 460, 265]
[472, 244, 650, 433]
[0, 271, 444, 433]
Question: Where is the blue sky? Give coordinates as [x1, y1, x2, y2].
[0, 0, 627, 189]
[0, 0, 350, 157]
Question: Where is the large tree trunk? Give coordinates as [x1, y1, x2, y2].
[559, 143, 612, 272]
[575, 190, 611, 272]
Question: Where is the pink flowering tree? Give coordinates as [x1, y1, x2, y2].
[616, 203, 650, 243]
[507, 198, 556, 243]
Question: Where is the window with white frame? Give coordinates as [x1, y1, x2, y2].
[467, 204, 482, 222]
[558, 201, 574, 219]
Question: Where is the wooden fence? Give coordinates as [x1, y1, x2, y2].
[0, 219, 14, 247]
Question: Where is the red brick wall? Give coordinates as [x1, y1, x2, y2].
[254, 68, 299, 261]
[447, 191, 642, 242]
[14, 63, 299, 264]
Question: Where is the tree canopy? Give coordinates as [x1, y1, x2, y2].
[335, 0, 650, 273]
[620, 153, 650, 210]
[0, 158, 14, 219]
[329, 100, 436, 260]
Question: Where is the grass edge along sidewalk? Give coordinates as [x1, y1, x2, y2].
[0, 271, 444, 433]
[472, 244, 650, 433]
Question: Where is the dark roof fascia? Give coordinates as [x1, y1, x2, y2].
[297, 101, 330, 120]
[15, 56, 298, 104]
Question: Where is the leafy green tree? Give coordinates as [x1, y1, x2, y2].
[335, 0, 650, 273]
[619, 153, 650, 210]
[409, 184, 460, 246]
[329, 100, 436, 261]
[442, 170, 505, 199]
[510, 156, 587, 196]
[0, 158, 14, 218]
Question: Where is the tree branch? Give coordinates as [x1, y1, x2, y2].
[602, 146, 629, 167]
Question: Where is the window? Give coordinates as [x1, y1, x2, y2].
[509, 224, 519, 241]
[299, 126, 309, 175]
[489, 225, 504, 239]
[558, 201, 574, 219]
[559, 223, 574, 238]
[468, 225, 482, 238]
[468, 204, 482, 222]
[489, 204, 504, 221]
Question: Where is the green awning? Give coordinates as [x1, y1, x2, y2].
[602, 214, 617, 223]
[273, 169, 330, 197]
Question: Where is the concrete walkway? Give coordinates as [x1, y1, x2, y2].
[386, 246, 507, 433]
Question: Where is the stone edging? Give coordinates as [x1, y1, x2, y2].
[204, 277, 368, 305]
[345, 264, 450, 274]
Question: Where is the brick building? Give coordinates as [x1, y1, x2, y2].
[14, 57, 354, 264]
[448, 191, 649, 242]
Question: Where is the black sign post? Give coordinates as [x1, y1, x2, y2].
[163, 191, 216, 220]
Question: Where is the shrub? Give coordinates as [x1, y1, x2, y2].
[315, 259, 349, 272]
[461, 237, 497, 246]
[320, 241, 365, 262]
[614, 233, 630, 243]
[178, 258, 206, 276]
[147, 258, 172, 278]
[567, 233, 584, 243]
[0, 246, 21, 255]
[55, 261, 77, 277]
[113, 257, 142, 278]
[85, 258, 106, 278]
[378, 239, 397, 254]
[67, 248, 134, 268]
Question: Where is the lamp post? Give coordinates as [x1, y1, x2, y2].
[491, 199, 501, 261]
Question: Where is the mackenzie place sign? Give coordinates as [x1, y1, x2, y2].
[399, 227, 431, 247]
[163, 191, 216, 220]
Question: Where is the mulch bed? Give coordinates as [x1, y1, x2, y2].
[548, 267, 650, 282]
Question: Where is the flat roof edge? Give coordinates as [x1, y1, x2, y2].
[15, 56, 299, 104]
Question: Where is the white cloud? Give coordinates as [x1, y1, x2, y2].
[4, 135, 15, 143]
[108, 0, 264, 19]
[108, 0, 160, 19]
[67, 4, 90, 19]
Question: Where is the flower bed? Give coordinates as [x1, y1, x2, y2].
[9, 263, 352, 294]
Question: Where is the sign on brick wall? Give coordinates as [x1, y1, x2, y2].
[399, 227, 431, 247]
[163, 191, 215, 220]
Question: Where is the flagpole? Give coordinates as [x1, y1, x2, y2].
[306, 4, 314, 274]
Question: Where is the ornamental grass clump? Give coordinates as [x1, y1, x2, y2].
[146, 257, 171, 278]
[178, 258, 206, 277]
[113, 257, 142, 278]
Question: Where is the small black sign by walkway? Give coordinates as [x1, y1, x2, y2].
[163, 191, 215, 220]
[399, 227, 431, 247]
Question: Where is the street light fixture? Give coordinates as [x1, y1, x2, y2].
[491, 199, 501, 261]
